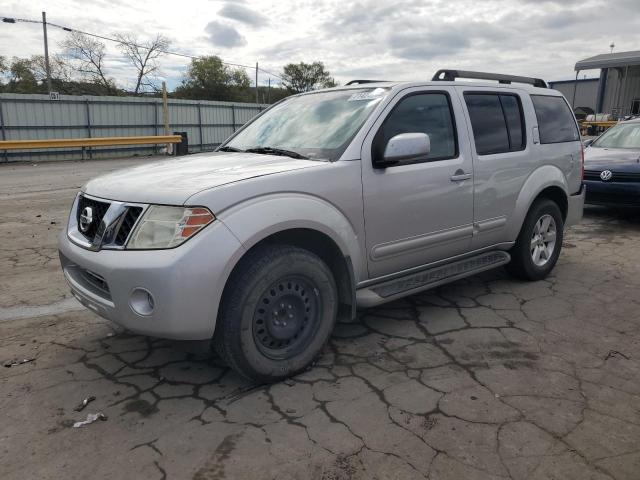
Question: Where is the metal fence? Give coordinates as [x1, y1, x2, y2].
[0, 93, 267, 162]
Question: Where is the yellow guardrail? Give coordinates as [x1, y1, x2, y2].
[0, 135, 182, 150]
[579, 121, 618, 128]
[579, 120, 618, 136]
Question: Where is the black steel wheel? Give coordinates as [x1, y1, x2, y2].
[253, 276, 321, 360]
[214, 244, 338, 383]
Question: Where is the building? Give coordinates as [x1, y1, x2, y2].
[548, 78, 599, 115]
[550, 50, 640, 118]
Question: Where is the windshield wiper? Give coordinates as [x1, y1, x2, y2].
[217, 146, 244, 152]
[245, 146, 309, 159]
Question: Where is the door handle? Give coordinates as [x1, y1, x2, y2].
[450, 172, 472, 182]
[532, 126, 540, 144]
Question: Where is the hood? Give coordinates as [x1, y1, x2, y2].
[83, 152, 325, 204]
[584, 146, 640, 172]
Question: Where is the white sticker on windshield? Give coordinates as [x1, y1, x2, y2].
[348, 88, 387, 101]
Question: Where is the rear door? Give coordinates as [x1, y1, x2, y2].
[530, 94, 583, 195]
[458, 87, 534, 248]
[360, 87, 475, 279]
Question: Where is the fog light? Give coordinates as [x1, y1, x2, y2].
[130, 288, 155, 316]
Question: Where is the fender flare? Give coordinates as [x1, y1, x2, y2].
[217, 192, 365, 282]
[507, 165, 569, 240]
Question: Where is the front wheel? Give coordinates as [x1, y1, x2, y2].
[213, 244, 338, 383]
[506, 199, 564, 281]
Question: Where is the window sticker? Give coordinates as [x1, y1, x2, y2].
[348, 88, 387, 102]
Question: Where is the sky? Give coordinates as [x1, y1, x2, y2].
[0, 0, 638, 91]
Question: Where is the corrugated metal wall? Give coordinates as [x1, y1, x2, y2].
[548, 79, 599, 111]
[0, 93, 267, 162]
[602, 66, 640, 116]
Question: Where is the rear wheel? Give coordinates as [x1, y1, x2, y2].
[214, 244, 338, 383]
[507, 199, 564, 281]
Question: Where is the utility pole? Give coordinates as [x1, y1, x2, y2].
[162, 81, 170, 154]
[255, 62, 259, 105]
[42, 11, 52, 93]
[162, 81, 169, 135]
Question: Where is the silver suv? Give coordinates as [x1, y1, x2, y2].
[59, 70, 585, 382]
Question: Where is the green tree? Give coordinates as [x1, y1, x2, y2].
[281, 62, 337, 93]
[0, 55, 7, 91]
[174, 55, 251, 101]
[7, 58, 40, 93]
[0, 53, 123, 96]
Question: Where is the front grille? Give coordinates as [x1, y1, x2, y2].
[114, 207, 143, 246]
[584, 170, 640, 182]
[77, 195, 110, 240]
[71, 195, 146, 250]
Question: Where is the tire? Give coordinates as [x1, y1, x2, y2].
[506, 198, 564, 281]
[213, 244, 338, 383]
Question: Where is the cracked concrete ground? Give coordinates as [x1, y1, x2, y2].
[1, 158, 640, 480]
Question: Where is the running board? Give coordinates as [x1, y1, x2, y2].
[356, 250, 510, 308]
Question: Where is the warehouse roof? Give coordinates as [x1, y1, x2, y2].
[576, 50, 640, 70]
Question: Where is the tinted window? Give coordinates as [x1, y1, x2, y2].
[465, 94, 509, 155]
[500, 95, 525, 150]
[531, 95, 580, 144]
[374, 93, 457, 163]
[465, 93, 525, 155]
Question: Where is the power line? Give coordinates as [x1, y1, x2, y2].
[258, 67, 285, 81]
[1, 15, 285, 81]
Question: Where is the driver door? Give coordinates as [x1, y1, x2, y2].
[361, 87, 474, 279]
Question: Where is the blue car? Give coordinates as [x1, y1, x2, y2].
[584, 118, 640, 206]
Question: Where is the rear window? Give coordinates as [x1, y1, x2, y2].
[531, 95, 579, 144]
[464, 93, 526, 155]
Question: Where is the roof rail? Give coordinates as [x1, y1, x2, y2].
[432, 69, 547, 88]
[345, 80, 389, 85]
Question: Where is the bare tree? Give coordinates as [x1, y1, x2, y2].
[61, 32, 114, 92]
[30, 54, 72, 84]
[115, 33, 170, 94]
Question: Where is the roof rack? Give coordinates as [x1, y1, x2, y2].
[345, 80, 390, 85]
[432, 69, 547, 88]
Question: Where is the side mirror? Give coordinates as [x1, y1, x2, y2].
[583, 138, 595, 147]
[377, 133, 430, 167]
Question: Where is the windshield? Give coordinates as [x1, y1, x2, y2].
[593, 123, 640, 149]
[223, 88, 389, 161]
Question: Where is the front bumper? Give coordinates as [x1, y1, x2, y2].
[59, 220, 245, 340]
[584, 180, 640, 206]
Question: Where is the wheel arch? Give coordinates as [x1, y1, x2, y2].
[219, 227, 356, 327]
[215, 193, 365, 329]
[508, 165, 569, 240]
[534, 186, 568, 220]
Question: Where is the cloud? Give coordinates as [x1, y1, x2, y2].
[219, 3, 268, 27]
[3, 0, 640, 90]
[389, 30, 470, 60]
[204, 21, 246, 48]
[387, 21, 509, 61]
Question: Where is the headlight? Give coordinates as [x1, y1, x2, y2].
[126, 206, 215, 249]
